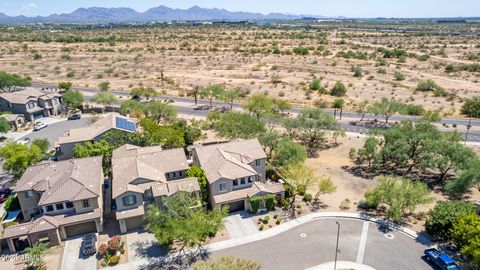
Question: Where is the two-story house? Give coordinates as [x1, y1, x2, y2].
[191, 139, 285, 212]
[112, 144, 200, 233]
[55, 113, 138, 160]
[2, 157, 104, 253]
[0, 88, 63, 121]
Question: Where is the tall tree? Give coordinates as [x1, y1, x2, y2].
[0, 141, 42, 179]
[271, 138, 307, 167]
[143, 101, 177, 124]
[145, 192, 227, 255]
[445, 159, 480, 195]
[283, 164, 320, 218]
[0, 118, 10, 134]
[201, 84, 224, 107]
[243, 94, 274, 122]
[369, 98, 400, 124]
[332, 98, 345, 119]
[0, 71, 31, 92]
[356, 100, 370, 122]
[186, 166, 209, 205]
[425, 201, 476, 239]
[273, 99, 292, 115]
[283, 108, 337, 157]
[221, 87, 243, 109]
[214, 112, 265, 139]
[119, 100, 145, 118]
[92, 92, 118, 107]
[450, 214, 480, 268]
[62, 89, 84, 109]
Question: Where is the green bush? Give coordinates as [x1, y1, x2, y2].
[108, 255, 120, 266]
[259, 224, 264, 231]
[4, 196, 20, 211]
[330, 81, 347, 97]
[298, 184, 307, 196]
[416, 79, 443, 92]
[425, 201, 476, 239]
[250, 196, 261, 214]
[264, 215, 270, 223]
[281, 199, 289, 209]
[265, 194, 275, 211]
[303, 193, 313, 202]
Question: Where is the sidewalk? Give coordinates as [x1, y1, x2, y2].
[108, 211, 431, 270]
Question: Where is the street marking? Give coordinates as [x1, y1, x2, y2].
[356, 221, 370, 264]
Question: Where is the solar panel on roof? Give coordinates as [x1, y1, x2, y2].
[115, 117, 136, 132]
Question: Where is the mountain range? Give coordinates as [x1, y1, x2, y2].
[0, 5, 311, 24]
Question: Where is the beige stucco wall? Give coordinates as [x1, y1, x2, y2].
[18, 191, 41, 221]
[73, 197, 99, 214]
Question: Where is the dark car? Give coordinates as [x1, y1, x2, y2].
[0, 187, 11, 195]
[81, 233, 97, 256]
[68, 114, 81, 120]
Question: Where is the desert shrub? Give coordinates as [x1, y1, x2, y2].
[273, 214, 278, 219]
[281, 199, 289, 209]
[264, 215, 270, 223]
[416, 79, 443, 92]
[298, 184, 307, 196]
[259, 224, 264, 231]
[303, 193, 313, 202]
[250, 196, 261, 214]
[108, 255, 120, 266]
[276, 218, 282, 225]
[394, 71, 405, 81]
[330, 81, 347, 97]
[340, 199, 351, 210]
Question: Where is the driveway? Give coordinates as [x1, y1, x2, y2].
[61, 235, 97, 270]
[224, 211, 258, 239]
[126, 230, 167, 262]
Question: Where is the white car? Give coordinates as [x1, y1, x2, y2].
[17, 138, 30, 145]
[33, 122, 48, 131]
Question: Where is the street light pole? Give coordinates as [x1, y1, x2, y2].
[334, 221, 340, 270]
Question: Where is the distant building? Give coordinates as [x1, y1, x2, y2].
[55, 113, 138, 160]
[0, 88, 63, 121]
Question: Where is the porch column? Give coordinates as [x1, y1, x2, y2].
[7, 238, 15, 253]
[95, 219, 103, 233]
[119, 220, 127, 234]
[59, 226, 67, 240]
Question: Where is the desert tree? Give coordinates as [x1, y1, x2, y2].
[201, 84, 224, 107]
[243, 93, 274, 122]
[283, 164, 320, 219]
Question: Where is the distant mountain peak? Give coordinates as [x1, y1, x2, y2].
[0, 5, 307, 24]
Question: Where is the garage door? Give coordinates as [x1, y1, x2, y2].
[32, 112, 44, 120]
[65, 221, 97, 238]
[125, 217, 145, 231]
[227, 200, 245, 212]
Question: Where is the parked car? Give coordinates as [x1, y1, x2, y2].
[18, 138, 30, 145]
[0, 187, 12, 195]
[33, 122, 47, 131]
[81, 233, 97, 256]
[67, 114, 81, 120]
[424, 248, 461, 270]
[0, 193, 9, 203]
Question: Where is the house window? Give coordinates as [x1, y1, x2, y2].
[82, 199, 90, 208]
[122, 195, 137, 206]
[27, 102, 35, 109]
[55, 203, 64, 210]
[255, 159, 261, 166]
[173, 172, 176, 178]
[179, 171, 183, 177]
[233, 179, 238, 186]
[240, 178, 246, 185]
[166, 173, 170, 179]
[219, 182, 227, 192]
[144, 189, 153, 199]
[25, 190, 33, 198]
[46, 205, 54, 212]
[66, 202, 74, 208]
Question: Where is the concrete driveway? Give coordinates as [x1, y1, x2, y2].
[61, 235, 97, 270]
[224, 211, 258, 239]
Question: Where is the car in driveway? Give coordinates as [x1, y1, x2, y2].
[67, 114, 81, 120]
[33, 122, 48, 131]
[81, 233, 97, 256]
[424, 248, 461, 270]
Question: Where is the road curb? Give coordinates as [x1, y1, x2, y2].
[204, 211, 433, 253]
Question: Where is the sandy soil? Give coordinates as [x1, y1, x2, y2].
[0, 27, 478, 116]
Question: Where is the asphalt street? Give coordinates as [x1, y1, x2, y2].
[32, 83, 480, 142]
[212, 218, 433, 270]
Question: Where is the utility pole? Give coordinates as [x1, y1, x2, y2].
[334, 221, 340, 270]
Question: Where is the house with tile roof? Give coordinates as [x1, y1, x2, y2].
[2, 157, 104, 253]
[191, 139, 285, 212]
[111, 144, 200, 233]
[55, 113, 138, 160]
[0, 88, 63, 121]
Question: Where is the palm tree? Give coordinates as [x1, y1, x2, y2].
[24, 242, 49, 270]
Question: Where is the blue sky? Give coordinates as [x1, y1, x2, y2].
[1, 0, 478, 18]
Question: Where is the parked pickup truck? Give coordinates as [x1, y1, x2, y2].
[424, 248, 461, 270]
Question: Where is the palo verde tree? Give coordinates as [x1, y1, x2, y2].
[221, 87, 243, 109]
[62, 89, 84, 109]
[243, 93, 274, 122]
[143, 101, 177, 124]
[0, 140, 42, 179]
[364, 175, 433, 222]
[145, 192, 227, 256]
[0, 71, 31, 92]
[201, 84, 224, 107]
[369, 98, 400, 124]
[313, 177, 337, 206]
[282, 164, 320, 219]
